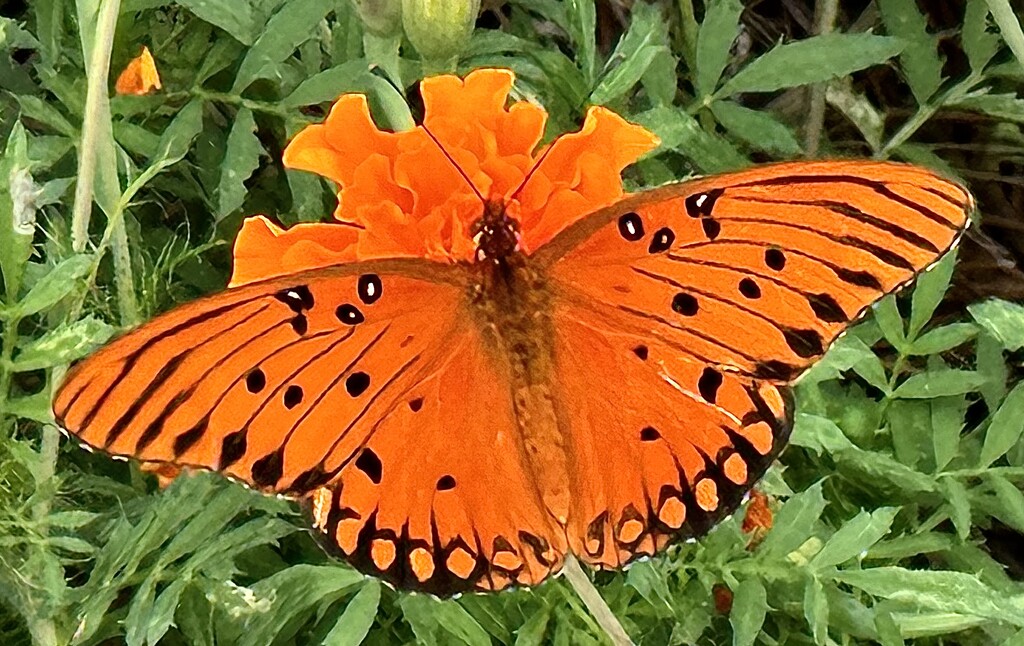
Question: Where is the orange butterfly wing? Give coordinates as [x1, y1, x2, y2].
[542, 160, 971, 568]
[53, 261, 562, 593]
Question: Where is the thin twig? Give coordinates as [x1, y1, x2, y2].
[71, 0, 121, 252]
[803, 0, 838, 157]
[561, 555, 634, 646]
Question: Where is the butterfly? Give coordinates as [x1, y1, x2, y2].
[54, 69, 972, 595]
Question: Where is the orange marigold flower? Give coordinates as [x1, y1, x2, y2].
[115, 46, 162, 96]
[230, 68, 659, 286]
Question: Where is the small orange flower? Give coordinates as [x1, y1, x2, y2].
[230, 68, 659, 286]
[742, 489, 773, 544]
[115, 46, 162, 96]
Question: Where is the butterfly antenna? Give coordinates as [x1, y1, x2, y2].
[508, 141, 555, 204]
[421, 124, 487, 205]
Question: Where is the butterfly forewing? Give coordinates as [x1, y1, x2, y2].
[545, 160, 971, 568]
[548, 161, 972, 382]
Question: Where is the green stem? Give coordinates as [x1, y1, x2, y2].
[70, 0, 121, 253]
[878, 72, 982, 158]
[561, 555, 634, 646]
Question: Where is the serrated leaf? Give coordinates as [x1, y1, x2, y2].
[791, 414, 857, 455]
[11, 316, 115, 371]
[591, 43, 668, 105]
[176, 0, 256, 45]
[695, 0, 744, 97]
[892, 370, 988, 399]
[710, 100, 802, 156]
[323, 580, 380, 646]
[878, 0, 944, 103]
[721, 34, 903, 95]
[836, 446, 938, 494]
[970, 299, 1024, 350]
[835, 567, 1024, 627]
[217, 108, 262, 220]
[730, 578, 767, 646]
[909, 252, 956, 338]
[760, 481, 826, 557]
[811, 508, 899, 568]
[232, 0, 333, 92]
[979, 381, 1024, 467]
[963, 0, 1000, 72]
[988, 475, 1024, 532]
[12, 254, 93, 318]
[909, 323, 978, 355]
[634, 106, 748, 172]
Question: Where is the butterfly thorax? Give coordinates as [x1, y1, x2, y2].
[469, 202, 572, 523]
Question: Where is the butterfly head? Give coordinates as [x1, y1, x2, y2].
[473, 200, 521, 264]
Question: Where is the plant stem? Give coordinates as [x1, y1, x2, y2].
[70, 0, 120, 253]
[561, 555, 634, 646]
[804, 0, 838, 157]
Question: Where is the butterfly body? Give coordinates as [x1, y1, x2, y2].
[55, 160, 972, 594]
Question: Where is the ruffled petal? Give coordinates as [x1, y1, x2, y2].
[422, 68, 546, 199]
[230, 216, 359, 287]
[283, 95, 401, 190]
[517, 106, 660, 251]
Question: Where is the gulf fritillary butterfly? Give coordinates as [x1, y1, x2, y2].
[54, 69, 972, 595]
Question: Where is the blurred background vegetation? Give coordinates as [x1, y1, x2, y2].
[2, 0, 1024, 644]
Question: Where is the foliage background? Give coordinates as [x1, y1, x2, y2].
[2, 0, 1024, 644]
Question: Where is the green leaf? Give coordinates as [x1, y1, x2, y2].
[909, 251, 956, 338]
[730, 578, 767, 646]
[175, 0, 256, 45]
[791, 414, 856, 455]
[892, 370, 988, 399]
[979, 381, 1024, 467]
[835, 446, 939, 495]
[514, 608, 551, 646]
[988, 475, 1024, 532]
[323, 580, 380, 646]
[811, 508, 899, 569]
[963, 0, 1000, 72]
[803, 577, 829, 645]
[932, 395, 968, 471]
[400, 596, 491, 646]
[634, 106, 748, 172]
[590, 40, 668, 105]
[969, 299, 1024, 350]
[710, 101, 802, 156]
[11, 254, 93, 318]
[908, 323, 978, 355]
[877, 0, 944, 103]
[985, 0, 1024, 72]
[282, 60, 374, 107]
[721, 34, 903, 95]
[695, 0, 744, 97]
[867, 532, 954, 560]
[874, 296, 906, 351]
[942, 477, 972, 540]
[954, 93, 1024, 124]
[232, 0, 334, 92]
[566, 0, 598, 84]
[11, 316, 115, 371]
[217, 108, 262, 220]
[760, 481, 826, 557]
[835, 567, 1024, 627]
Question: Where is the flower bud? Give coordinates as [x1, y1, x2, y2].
[401, 0, 480, 66]
[351, 0, 402, 37]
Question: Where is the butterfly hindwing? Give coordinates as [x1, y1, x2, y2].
[545, 160, 971, 565]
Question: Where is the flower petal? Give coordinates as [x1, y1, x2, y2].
[230, 215, 359, 287]
[422, 68, 546, 199]
[283, 95, 401, 189]
[517, 106, 660, 252]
